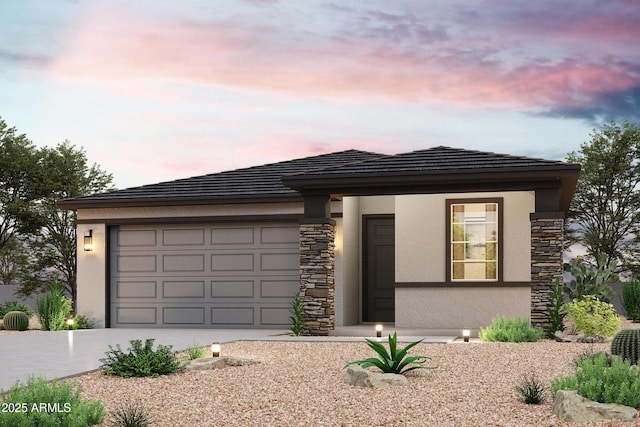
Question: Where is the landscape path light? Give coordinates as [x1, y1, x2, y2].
[375, 324, 383, 338]
[462, 329, 471, 343]
[67, 317, 74, 331]
[211, 341, 221, 358]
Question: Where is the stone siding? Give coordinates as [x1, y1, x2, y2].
[299, 222, 335, 335]
[530, 216, 564, 327]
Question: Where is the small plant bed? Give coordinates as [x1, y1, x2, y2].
[479, 316, 543, 342]
[100, 338, 184, 378]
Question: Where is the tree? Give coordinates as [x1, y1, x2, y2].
[18, 141, 115, 308]
[0, 118, 42, 251]
[566, 121, 640, 272]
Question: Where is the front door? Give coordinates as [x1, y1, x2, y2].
[363, 216, 395, 322]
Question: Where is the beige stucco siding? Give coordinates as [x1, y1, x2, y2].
[76, 223, 107, 327]
[394, 191, 535, 331]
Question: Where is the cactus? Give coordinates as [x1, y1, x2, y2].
[3, 310, 29, 331]
[611, 329, 640, 365]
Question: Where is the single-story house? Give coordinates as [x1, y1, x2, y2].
[58, 146, 580, 335]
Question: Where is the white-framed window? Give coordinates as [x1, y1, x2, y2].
[450, 201, 499, 281]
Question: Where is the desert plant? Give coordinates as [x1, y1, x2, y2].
[515, 373, 546, 404]
[545, 278, 566, 338]
[621, 276, 640, 322]
[0, 376, 104, 427]
[344, 332, 437, 375]
[479, 316, 543, 342]
[289, 291, 305, 336]
[563, 255, 617, 303]
[611, 329, 640, 365]
[0, 301, 34, 319]
[108, 401, 153, 427]
[100, 338, 184, 378]
[37, 275, 72, 331]
[185, 342, 207, 360]
[2, 311, 29, 331]
[551, 352, 640, 408]
[564, 295, 620, 338]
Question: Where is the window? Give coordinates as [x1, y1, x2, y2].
[449, 201, 499, 281]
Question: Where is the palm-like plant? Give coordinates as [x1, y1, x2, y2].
[344, 332, 437, 375]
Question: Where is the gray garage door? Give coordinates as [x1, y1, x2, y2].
[109, 223, 300, 328]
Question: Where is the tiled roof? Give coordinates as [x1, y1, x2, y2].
[58, 149, 383, 208]
[285, 146, 576, 178]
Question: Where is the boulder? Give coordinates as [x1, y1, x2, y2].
[554, 331, 579, 342]
[344, 365, 408, 389]
[577, 335, 605, 343]
[185, 356, 260, 371]
[553, 390, 637, 422]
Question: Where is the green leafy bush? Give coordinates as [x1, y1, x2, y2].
[0, 376, 104, 427]
[479, 316, 543, 342]
[344, 332, 437, 375]
[563, 255, 617, 303]
[0, 301, 34, 319]
[621, 276, 640, 322]
[185, 342, 206, 360]
[37, 275, 72, 331]
[514, 373, 546, 404]
[564, 295, 620, 338]
[545, 278, 566, 338]
[289, 291, 305, 336]
[551, 353, 640, 408]
[108, 401, 153, 427]
[71, 314, 93, 330]
[100, 339, 184, 378]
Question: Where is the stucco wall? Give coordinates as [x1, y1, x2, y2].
[76, 223, 107, 327]
[394, 191, 535, 331]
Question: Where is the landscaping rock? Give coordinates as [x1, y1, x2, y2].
[577, 335, 605, 343]
[554, 331, 579, 342]
[185, 356, 260, 371]
[552, 390, 637, 422]
[344, 365, 408, 389]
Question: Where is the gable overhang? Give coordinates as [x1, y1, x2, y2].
[283, 166, 580, 213]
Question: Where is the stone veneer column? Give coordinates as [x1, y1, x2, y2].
[299, 222, 335, 335]
[530, 213, 564, 328]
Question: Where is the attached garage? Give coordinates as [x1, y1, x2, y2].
[110, 222, 300, 328]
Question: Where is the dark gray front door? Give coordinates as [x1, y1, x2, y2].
[363, 216, 395, 322]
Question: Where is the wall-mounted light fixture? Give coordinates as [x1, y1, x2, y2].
[462, 329, 471, 343]
[83, 230, 93, 252]
[375, 324, 383, 338]
[211, 341, 221, 358]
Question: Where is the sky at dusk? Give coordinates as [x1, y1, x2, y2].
[1, 0, 639, 189]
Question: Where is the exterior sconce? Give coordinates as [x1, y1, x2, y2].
[67, 317, 75, 331]
[211, 341, 221, 358]
[462, 329, 471, 343]
[83, 230, 93, 252]
[375, 324, 383, 338]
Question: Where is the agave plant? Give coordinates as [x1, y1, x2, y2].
[344, 332, 437, 375]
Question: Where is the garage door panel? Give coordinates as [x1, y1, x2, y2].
[163, 307, 205, 325]
[211, 280, 255, 298]
[162, 281, 205, 298]
[211, 307, 254, 325]
[260, 279, 299, 298]
[111, 222, 300, 328]
[116, 307, 157, 324]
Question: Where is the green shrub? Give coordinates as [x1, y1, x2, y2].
[514, 373, 546, 404]
[108, 401, 153, 427]
[0, 376, 104, 427]
[564, 295, 620, 338]
[0, 301, 34, 319]
[551, 353, 640, 408]
[621, 276, 640, 322]
[344, 332, 437, 375]
[185, 342, 206, 360]
[545, 278, 566, 338]
[72, 314, 93, 330]
[37, 275, 72, 331]
[479, 316, 543, 342]
[563, 255, 616, 303]
[100, 339, 184, 378]
[2, 311, 29, 331]
[611, 329, 640, 365]
[289, 291, 305, 336]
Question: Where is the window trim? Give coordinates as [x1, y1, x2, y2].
[445, 198, 504, 283]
